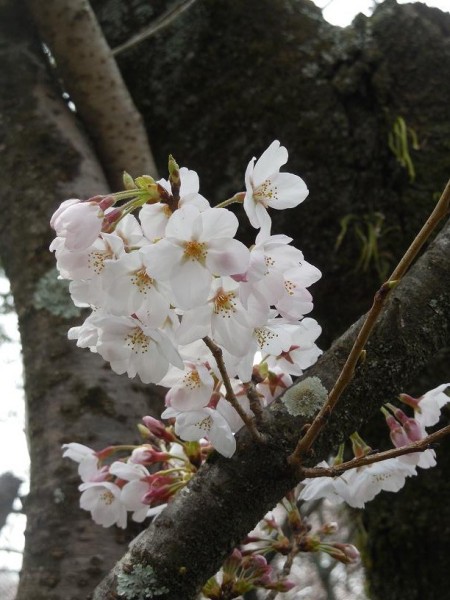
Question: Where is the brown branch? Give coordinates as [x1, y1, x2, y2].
[26, 0, 158, 189]
[289, 179, 450, 464]
[301, 424, 450, 478]
[203, 336, 265, 443]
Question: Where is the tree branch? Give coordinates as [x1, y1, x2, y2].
[93, 205, 450, 599]
[26, 0, 158, 189]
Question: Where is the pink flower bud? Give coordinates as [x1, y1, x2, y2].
[129, 446, 169, 464]
[142, 416, 176, 442]
[399, 392, 420, 410]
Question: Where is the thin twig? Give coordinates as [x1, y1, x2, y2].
[289, 179, 450, 465]
[265, 538, 299, 600]
[301, 423, 450, 478]
[203, 337, 265, 443]
[112, 0, 198, 56]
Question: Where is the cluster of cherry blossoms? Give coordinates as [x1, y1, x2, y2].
[51, 140, 322, 458]
[299, 383, 450, 508]
[62, 416, 210, 528]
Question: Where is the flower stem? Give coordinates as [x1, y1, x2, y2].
[289, 179, 450, 466]
[215, 191, 245, 208]
[203, 336, 265, 444]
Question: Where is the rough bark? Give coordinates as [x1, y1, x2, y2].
[0, 2, 163, 598]
[26, 0, 158, 189]
[92, 214, 450, 599]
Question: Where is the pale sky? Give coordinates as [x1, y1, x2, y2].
[1, 0, 449, 579]
[313, 0, 449, 26]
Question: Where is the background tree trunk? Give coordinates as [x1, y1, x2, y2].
[0, 2, 163, 598]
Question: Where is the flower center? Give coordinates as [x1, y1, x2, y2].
[254, 178, 278, 205]
[285, 280, 296, 296]
[213, 290, 236, 316]
[100, 490, 114, 505]
[126, 327, 150, 353]
[183, 240, 207, 262]
[255, 327, 278, 350]
[196, 416, 213, 432]
[183, 370, 201, 390]
[131, 268, 154, 294]
[88, 249, 113, 274]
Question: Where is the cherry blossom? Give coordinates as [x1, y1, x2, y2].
[95, 312, 183, 384]
[163, 406, 236, 458]
[79, 481, 127, 528]
[244, 140, 309, 229]
[142, 205, 250, 309]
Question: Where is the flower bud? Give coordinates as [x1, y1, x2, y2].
[122, 171, 137, 190]
[142, 416, 176, 442]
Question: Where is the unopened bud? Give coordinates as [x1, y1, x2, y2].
[142, 416, 176, 442]
[123, 171, 137, 190]
[168, 155, 181, 201]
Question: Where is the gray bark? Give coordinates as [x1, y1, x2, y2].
[0, 2, 163, 598]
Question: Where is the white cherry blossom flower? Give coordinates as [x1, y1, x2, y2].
[176, 277, 254, 357]
[96, 312, 183, 384]
[79, 481, 127, 528]
[266, 318, 322, 376]
[244, 140, 308, 229]
[163, 406, 236, 458]
[164, 362, 215, 412]
[332, 458, 417, 508]
[142, 205, 250, 309]
[101, 250, 170, 323]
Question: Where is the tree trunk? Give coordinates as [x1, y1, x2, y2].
[0, 2, 163, 598]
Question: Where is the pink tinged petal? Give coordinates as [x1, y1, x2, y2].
[206, 239, 250, 276]
[252, 140, 288, 187]
[56, 203, 103, 251]
[199, 208, 239, 240]
[50, 198, 80, 228]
